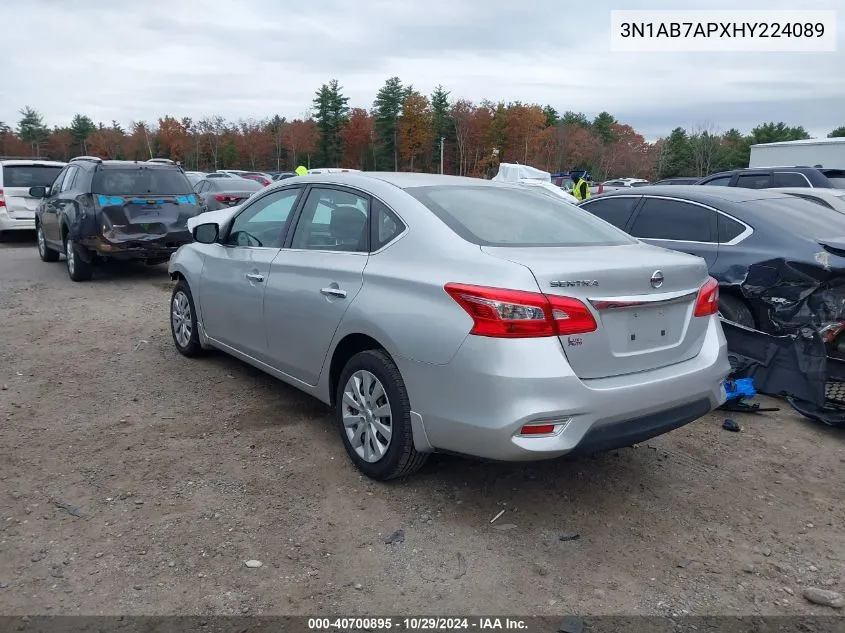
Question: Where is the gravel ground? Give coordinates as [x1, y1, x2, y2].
[1, 233, 844, 616]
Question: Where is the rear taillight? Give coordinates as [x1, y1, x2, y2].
[0, 188, 5, 208]
[444, 283, 598, 338]
[214, 194, 240, 204]
[694, 277, 719, 317]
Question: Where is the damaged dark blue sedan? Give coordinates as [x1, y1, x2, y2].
[29, 157, 201, 281]
[579, 186, 845, 356]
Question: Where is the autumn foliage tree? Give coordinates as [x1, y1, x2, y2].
[237, 118, 273, 170]
[398, 92, 433, 171]
[157, 116, 188, 162]
[87, 126, 125, 159]
[342, 108, 374, 170]
[283, 119, 319, 168]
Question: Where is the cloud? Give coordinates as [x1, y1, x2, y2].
[2, 0, 843, 139]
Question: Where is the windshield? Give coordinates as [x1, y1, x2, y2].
[91, 167, 193, 196]
[2, 165, 63, 188]
[405, 185, 635, 247]
[826, 177, 845, 188]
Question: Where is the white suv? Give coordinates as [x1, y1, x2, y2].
[0, 159, 66, 237]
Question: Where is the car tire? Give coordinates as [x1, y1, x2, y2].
[170, 280, 204, 357]
[335, 349, 428, 481]
[37, 224, 59, 262]
[718, 295, 754, 328]
[64, 235, 93, 281]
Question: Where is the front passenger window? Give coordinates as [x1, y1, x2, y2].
[225, 187, 301, 248]
[50, 169, 68, 196]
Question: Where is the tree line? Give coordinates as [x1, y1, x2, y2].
[4, 77, 845, 180]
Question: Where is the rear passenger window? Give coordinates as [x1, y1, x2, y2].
[702, 175, 732, 186]
[630, 198, 715, 242]
[717, 214, 746, 243]
[581, 197, 638, 229]
[736, 173, 772, 189]
[370, 199, 405, 250]
[773, 172, 810, 187]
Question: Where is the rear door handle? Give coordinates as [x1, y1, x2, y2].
[320, 287, 347, 298]
[246, 272, 265, 283]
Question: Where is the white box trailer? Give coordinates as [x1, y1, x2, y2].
[749, 137, 845, 168]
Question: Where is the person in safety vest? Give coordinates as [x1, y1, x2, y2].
[294, 165, 308, 176]
[571, 173, 591, 201]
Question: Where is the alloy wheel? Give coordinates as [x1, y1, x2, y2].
[341, 370, 393, 463]
[171, 290, 193, 348]
[65, 239, 75, 276]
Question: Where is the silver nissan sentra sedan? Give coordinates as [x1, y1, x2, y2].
[168, 172, 730, 480]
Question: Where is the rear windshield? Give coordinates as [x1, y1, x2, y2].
[741, 196, 845, 236]
[91, 167, 192, 196]
[820, 169, 845, 188]
[211, 178, 262, 191]
[405, 185, 635, 247]
[2, 164, 63, 188]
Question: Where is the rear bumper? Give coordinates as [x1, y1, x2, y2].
[397, 315, 730, 461]
[81, 231, 192, 260]
[0, 210, 35, 232]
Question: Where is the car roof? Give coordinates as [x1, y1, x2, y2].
[593, 184, 797, 203]
[0, 159, 66, 167]
[84, 160, 183, 170]
[281, 171, 504, 190]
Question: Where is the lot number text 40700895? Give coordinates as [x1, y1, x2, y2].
[307, 617, 529, 630]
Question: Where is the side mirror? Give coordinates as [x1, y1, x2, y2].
[192, 222, 219, 244]
[29, 186, 47, 199]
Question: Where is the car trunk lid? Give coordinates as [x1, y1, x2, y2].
[481, 243, 713, 379]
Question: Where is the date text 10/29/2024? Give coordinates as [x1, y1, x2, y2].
[308, 617, 530, 631]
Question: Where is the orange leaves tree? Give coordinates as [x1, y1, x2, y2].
[398, 92, 433, 171]
[157, 116, 189, 162]
[236, 118, 273, 170]
[342, 108, 374, 170]
[283, 119, 319, 169]
[502, 102, 546, 165]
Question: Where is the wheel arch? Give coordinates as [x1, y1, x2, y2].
[327, 333, 388, 407]
[718, 285, 757, 328]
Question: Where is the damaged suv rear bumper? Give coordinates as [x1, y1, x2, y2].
[80, 231, 192, 261]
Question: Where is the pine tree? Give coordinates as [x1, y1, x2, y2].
[70, 114, 97, 154]
[592, 112, 618, 145]
[430, 85, 452, 173]
[312, 79, 350, 167]
[372, 77, 405, 171]
[17, 106, 49, 157]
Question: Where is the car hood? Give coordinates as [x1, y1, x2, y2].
[186, 205, 242, 232]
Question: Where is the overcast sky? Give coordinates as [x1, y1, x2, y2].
[4, 0, 843, 141]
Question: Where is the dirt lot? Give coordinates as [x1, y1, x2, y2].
[0, 233, 844, 617]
